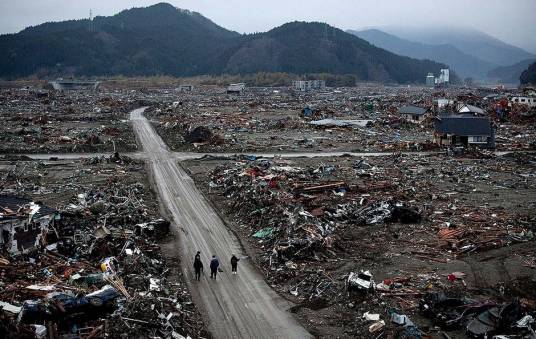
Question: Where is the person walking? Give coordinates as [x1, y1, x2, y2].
[210, 255, 220, 280]
[230, 254, 240, 275]
[193, 254, 203, 281]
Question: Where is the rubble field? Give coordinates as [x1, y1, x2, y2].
[1, 81, 536, 338]
[2, 83, 534, 156]
[145, 85, 536, 153]
[0, 88, 141, 154]
[0, 154, 208, 338]
[181, 152, 536, 338]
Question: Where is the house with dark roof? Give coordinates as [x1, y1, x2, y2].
[434, 115, 495, 149]
[0, 195, 58, 254]
[398, 105, 429, 123]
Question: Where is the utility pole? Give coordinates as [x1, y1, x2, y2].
[89, 9, 93, 31]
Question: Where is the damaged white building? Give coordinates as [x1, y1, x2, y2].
[0, 195, 58, 254]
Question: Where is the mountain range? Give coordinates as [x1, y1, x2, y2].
[487, 58, 536, 84]
[348, 27, 535, 83]
[383, 26, 534, 67]
[0, 3, 449, 83]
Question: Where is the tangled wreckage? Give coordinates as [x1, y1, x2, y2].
[0, 154, 207, 339]
[1, 80, 535, 338]
[1, 196, 59, 254]
[185, 150, 536, 338]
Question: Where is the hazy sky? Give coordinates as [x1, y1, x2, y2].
[1, 0, 535, 53]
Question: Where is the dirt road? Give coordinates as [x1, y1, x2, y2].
[130, 108, 311, 339]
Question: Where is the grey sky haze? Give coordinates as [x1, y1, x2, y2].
[1, 0, 535, 53]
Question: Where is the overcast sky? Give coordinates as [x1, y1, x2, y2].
[1, 0, 535, 53]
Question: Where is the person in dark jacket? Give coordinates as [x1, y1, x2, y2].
[193, 255, 203, 281]
[209, 255, 220, 279]
[230, 254, 240, 275]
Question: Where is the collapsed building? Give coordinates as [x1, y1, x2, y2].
[0, 195, 58, 254]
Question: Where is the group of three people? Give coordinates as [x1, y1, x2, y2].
[193, 251, 240, 281]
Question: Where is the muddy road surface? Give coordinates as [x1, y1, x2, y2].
[130, 108, 311, 339]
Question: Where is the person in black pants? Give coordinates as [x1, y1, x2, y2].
[210, 255, 220, 279]
[193, 255, 203, 281]
[230, 254, 240, 275]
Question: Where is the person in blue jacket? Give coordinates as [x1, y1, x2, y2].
[210, 255, 220, 280]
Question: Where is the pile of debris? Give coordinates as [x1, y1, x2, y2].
[0, 155, 207, 338]
[186, 152, 536, 338]
[209, 158, 421, 284]
[0, 88, 139, 154]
